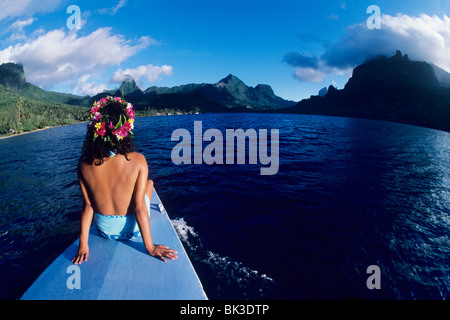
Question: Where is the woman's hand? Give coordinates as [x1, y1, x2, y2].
[72, 243, 89, 265]
[147, 244, 178, 262]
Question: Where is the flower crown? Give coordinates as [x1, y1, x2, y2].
[88, 96, 135, 144]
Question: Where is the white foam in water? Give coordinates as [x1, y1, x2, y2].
[205, 251, 274, 282]
[171, 217, 197, 241]
[203, 251, 275, 299]
[171, 217, 275, 299]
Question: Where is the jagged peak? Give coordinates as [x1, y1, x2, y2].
[254, 84, 275, 95]
[118, 74, 142, 95]
[122, 74, 135, 83]
[217, 74, 245, 85]
[222, 74, 238, 81]
[392, 50, 409, 61]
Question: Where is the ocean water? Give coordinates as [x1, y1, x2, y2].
[1, 113, 450, 300]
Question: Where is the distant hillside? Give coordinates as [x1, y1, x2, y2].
[0, 62, 294, 117]
[0, 83, 88, 135]
[280, 51, 450, 132]
[432, 64, 450, 87]
[201, 74, 295, 109]
[119, 75, 143, 97]
[90, 74, 295, 113]
[3, 52, 449, 133]
[0, 63, 90, 107]
[118, 74, 295, 111]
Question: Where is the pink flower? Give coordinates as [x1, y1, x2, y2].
[112, 127, 124, 139]
[99, 98, 108, 106]
[90, 105, 100, 114]
[96, 122, 106, 137]
[126, 108, 135, 119]
[119, 126, 128, 138]
[123, 121, 131, 132]
[93, 112, 102, 122]
[108, 121, 115, 130]
[112, 122, 132, 139]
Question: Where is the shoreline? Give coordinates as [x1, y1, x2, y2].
[0, 122, 86, 140]
[0, 112, 198, 140]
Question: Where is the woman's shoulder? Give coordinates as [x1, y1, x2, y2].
[127, 152, 148, 164]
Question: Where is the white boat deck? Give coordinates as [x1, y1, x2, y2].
[21, 189, 207, 300]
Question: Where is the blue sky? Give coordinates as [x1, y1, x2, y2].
[0, 0, 449, 101]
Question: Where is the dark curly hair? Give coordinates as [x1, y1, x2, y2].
[81, 100, 135, 166]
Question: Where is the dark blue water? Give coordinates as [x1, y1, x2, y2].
[1, 113, 450, 300]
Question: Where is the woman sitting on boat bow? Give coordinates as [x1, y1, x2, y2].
[72, 96, 178, 265]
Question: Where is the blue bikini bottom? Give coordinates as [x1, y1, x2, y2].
[94, 194, 151, 240]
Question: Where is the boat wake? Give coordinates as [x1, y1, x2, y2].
[171, 217, 275, 299]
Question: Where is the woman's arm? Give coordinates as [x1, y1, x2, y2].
[72, 164, 94, 265]
[134, 155, 177, 262]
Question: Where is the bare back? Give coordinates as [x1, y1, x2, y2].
[78, 152, 147, 216]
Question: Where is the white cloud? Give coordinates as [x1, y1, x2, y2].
[0, 0, 62, 21]
[112, 64, 173, 86]
[0, 0, 33, 21]
[112, 0, 128, 14]
[293, 67, 328, 83]
[6, 17, 35, 41]
[380, 14, 450, 71]
[11, 17, 35, 30]
[322, 14, 450, 72]
[326, 14, 339, 21]
[0, 27, 157, 90]
[74, 74, 107, 96]
[284, 13, 450, 82]
[99, 0, 129, 15]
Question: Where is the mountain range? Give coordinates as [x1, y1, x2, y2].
[281, 50, 450, 132]
[1, 50, 450, 132]
[0, 63, 295, 113]
[0, 63, 89, 107]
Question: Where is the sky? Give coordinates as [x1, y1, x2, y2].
[0, 0, 449, 102]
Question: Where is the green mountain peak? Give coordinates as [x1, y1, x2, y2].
[0, 63, 27, 90]
[118, 75, 142, 96]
